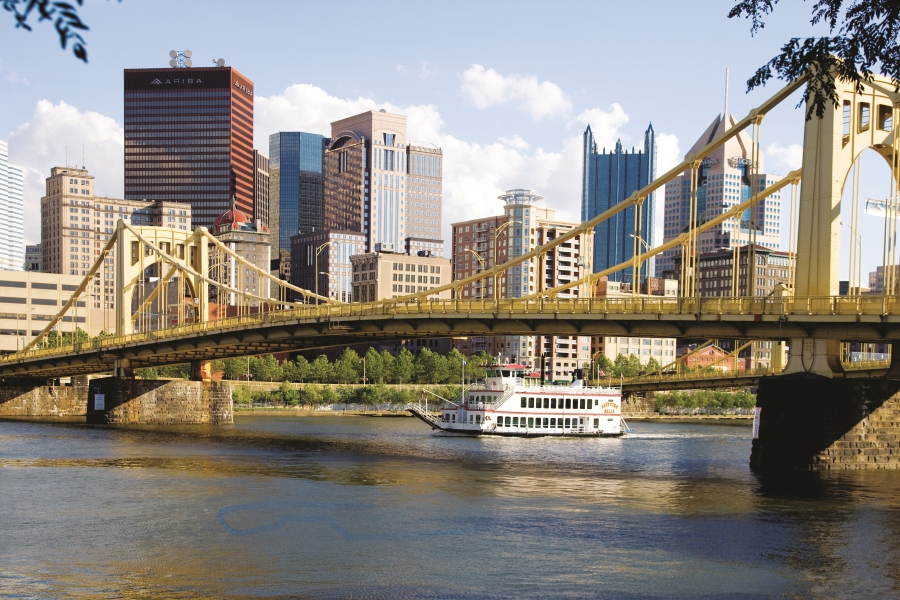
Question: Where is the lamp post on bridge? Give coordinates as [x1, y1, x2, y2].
[314, 241, 332, 308]
[464, 249, 485, 299]
[492, 220, 521, 303]
[629, 234, 651, 297]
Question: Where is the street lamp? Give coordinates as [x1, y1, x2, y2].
[840, 221, 863, 294]
[314, 241, 332, 306]
[629, 233, 651, 296]
[464, 249, 485, 299]
[320, 271, 338, 301]
[493, 220, 522, 302]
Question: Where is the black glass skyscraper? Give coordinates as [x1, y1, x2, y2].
[581, 123, 656, 282]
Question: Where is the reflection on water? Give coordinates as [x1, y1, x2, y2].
[2, 416, 900, 598]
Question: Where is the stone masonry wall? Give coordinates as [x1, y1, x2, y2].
[0, 378, 88, 418]
[87, 378, 233, 425]
[751, 375, 900, 471]
[622, 392, 657, 418]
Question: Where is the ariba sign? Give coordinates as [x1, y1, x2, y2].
[150, 78, 204, 85]
[234, 80, 252, 96]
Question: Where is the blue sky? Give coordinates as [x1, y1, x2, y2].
[1, 0, 886, 279]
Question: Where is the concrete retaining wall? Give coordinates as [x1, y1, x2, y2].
[86, 378, 233, 425]
[751, 375, 900, 470]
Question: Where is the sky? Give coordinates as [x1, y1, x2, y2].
[1, 0, 888, 280]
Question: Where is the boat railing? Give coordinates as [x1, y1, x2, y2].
[485, 387, 517, 409]
[405, 401, 443, 428]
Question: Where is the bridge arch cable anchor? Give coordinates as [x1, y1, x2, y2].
[22, 228, 122, 354]
[388, 74, 808, 306]
[202, 228, 340, 305]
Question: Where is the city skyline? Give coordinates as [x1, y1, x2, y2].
[1, 1, 825, 268]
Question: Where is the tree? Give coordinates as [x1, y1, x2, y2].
[282, 356, 310, 383]
[277, 381, 300, 405]
[729, 0, 900, 119]
[334, 348, 361, 384]
[380, 351, 396, 383]
[250, 355, 282, 382]
[643, 357, 662, 375]
[4, 0, 119, 62]
[363, 347, 384, 384]
[595, 354, 614, 376]
[445, 348, 466, 384]
[414, 348, 449, 384]
[309, 355, 333, 383]
[392, 348, 415, 383]
[219, 357, 249, 381]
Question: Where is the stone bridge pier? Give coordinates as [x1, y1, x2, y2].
[87, 366, 232, 425]
[750, 373, 900, 471]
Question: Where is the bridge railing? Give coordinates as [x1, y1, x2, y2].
[4, 295, 900, 366]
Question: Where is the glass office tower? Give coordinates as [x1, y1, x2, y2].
[123, 66, 255, 229]
[268, 132, 327, 259]
[581, 123, 657, 282]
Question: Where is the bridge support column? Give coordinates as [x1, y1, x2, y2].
[782, 338, 844, 377]
[114, 358, 134, 379]
[0, 379, 87, 418]
[190, 360, 213, 382]
[750, 375, 900, 471]
[87, 377, 232, 424]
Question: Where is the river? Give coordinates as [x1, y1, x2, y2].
[1, 415, 899, 599]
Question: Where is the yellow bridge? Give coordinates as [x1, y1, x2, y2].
[7, 68, 900, 390]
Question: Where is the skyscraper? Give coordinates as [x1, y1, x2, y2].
[252, 149, 269, 229]
[657, 113, 782, 275]
[581, 123, 656, 282]
[268, 132, 327, 264]
[0, 141, 25, 271]
[123, 63, 254, 229]
[325, 110, 443, 253]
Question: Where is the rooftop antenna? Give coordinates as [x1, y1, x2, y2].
[213, 58, 225, 67]
[168, 49, 193, 68]
[724, 67, 729, 125]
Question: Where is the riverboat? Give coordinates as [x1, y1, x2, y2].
[407, 364, 627, 436]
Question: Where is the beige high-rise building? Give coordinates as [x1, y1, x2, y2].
[350, 248, 450, 302]
[40, 167, 191, 312]
[325, 110, 443, 255]
[451, 189, 593, 379]
[659, 114, 783, 275]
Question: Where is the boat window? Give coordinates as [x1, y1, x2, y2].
[469, 415, 473, 423]
[476, 415, 481, 423]
[608, 418, 614, 421]
[527, 417, 534, 427]
[580, 399, 586, 410]
[502, 370, 511, 377]
[550, 398, 557, 409]
[513, 417, 518, 426]
[543, 398, 549, 409]
[521, 397, 526, 408]
[595, 399, 599, 406]
[542, 418, 549, 428]
[593, 418, 599, 428]
[452, 414, 456, 422]
[565, 398, 571, 409]
[564, 418, 571, 428]
[505, 416, 511, 426]
[528, 398, 535, 408]
[550, 418, 556, 428]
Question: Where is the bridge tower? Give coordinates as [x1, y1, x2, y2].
[787, 73, 899, 376]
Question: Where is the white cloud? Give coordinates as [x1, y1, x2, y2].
[765, 142, 803, 174]
[395, 64, 408, 73]
[460, 64, 572, 120]
[574, 105, 629, 149]
[6, 100, 123, 244]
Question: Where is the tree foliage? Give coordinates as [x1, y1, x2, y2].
[3, 0, 119, 63]
[730, 0, 900, 118]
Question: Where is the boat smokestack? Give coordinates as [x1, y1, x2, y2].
[540, 353, 546, 385]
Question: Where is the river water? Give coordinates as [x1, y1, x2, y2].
[2, 415, 900, 599]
